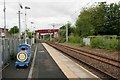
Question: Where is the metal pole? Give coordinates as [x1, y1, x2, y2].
[66, 23, 68, 42]
[3, 0, 6, 38]
[25, 9, 27, 44]
[31, 23, 32, 39]
[24, 6, 30, 44]
[33, 27, 35, 38]
[18, 2, 23, 39]
[31, 22, 34, 38]
[18, 11, 21, 39]
[31, 22, 32, 45]
[33, 27, 35, 44]
[52, 24, 55, 38]
[50, 30, 51, 41]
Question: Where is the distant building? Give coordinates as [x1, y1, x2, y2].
[0, 28, 10, 38]
[35, 29, 59, 39]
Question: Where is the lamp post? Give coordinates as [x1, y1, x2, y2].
[24, 6, 30, 44]
[66, 22, 68, 42]
[18, 3, 23, 39]
[31, 22, 34, 38]
[3, 0, 6, 38]
[52, 24, 55, 38]
[31, 22, 34, 45]
[33, 26, 35, 44]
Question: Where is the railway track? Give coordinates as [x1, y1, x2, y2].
[46, 42, 120, 79]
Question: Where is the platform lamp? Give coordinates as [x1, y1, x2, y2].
[18, 3, 23, 39]
[66, 22, 69, 42]
[31, 22, 34, 38]
[30, 22, 34, 45]
[24, 6, 30, 44]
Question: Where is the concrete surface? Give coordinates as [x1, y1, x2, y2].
[43, 43, 99, 79]
[31, 43, 68, 79]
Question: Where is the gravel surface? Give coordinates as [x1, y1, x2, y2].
[50, 43, 120, 79]
[61, 43, 119, 62]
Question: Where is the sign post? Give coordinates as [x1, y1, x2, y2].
[1, 32, 5, 38]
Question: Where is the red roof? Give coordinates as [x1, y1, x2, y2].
[35, 29, 59, 33]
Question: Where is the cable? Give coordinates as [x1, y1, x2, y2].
[71, 0, 93, 16]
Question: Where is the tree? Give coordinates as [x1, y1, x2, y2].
[104, 3, 120, 35]
[9, 26, 19, 34]
[59, 25, 66, 38]
[75, 2, 120, 36]
[92, 2, 107, 35]
[76, 7, 95, 36]
[58, 22, 74, 42]
[27, 31, 32, 38]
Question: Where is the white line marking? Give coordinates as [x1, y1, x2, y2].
[38, 51, 44, 53]
[74, 62, 100, 79]
[28, 45, 38, 80]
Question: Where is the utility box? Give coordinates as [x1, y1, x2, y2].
[83, 38, 90, 45]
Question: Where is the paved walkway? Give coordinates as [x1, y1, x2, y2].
[31, 43, 67, 79]
[43, 43, 99, 79]
[2, 44, 36, 79]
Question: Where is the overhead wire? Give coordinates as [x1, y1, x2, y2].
[71, 0, 93, 16]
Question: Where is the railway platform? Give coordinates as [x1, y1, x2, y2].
[42, 43, 99, 79]
[2, 43, 99, 80]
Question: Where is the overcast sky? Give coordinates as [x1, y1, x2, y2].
[0, 0, 119, 32]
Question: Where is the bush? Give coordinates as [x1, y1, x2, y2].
[59, 38, 66, 43]
[68, 36, 85, 46]
[69, 36, 80, 43]
[91, 37, 118, 50]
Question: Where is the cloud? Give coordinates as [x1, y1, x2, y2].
[0, 0, 75, 3]
[0, 0, 119, 32]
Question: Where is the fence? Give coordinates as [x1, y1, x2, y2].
[0, 40, 2, 80]
[0, 38, 35, 67]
